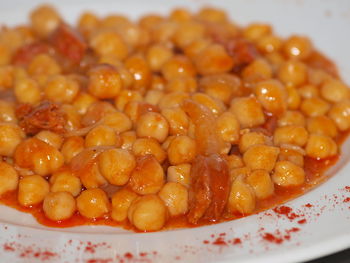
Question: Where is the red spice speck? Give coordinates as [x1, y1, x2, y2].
[219, 232, 226, 237]
[139, 252, 148, 257]
[3, 243, 15, 252]
[203, 240, 209, 244]
[261, 233, 283, 244]
[343, 197, 350, 203]
[304, 203, 313, 208]
[298, 219, 307, 224]
[212, 237, 228, 246]
[286, 227, 300, 233]
[273, 205, 300, 220]
[124, 252, 133, 259]
[345, 186, 350, 192]
[175, 256, 181, 260]
[232, 238, 242, 245]
[84, 246, 96, 254]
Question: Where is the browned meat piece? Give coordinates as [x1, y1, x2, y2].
[188, 154, 230, 224]
[16, 101, 66, 135]
[12, 42, 51, 66]
[49, 23, 87, 63]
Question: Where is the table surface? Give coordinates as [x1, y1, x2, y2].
[306, 248, 350, 263]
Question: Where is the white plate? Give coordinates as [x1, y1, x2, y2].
[1, 0, 350, 262]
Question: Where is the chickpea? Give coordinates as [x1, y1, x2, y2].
[226, 155, 244, 170]
[239, 132, 269, 153]
[43, 192, 76, 221]
[76, 188, 110, 219]
[44, 75, 79, 103]
[132, 138, 166, 163]
[242, 59, 273, 85]
[230, 97, 265, 128]
[111, 188, 138, 222]
[300, 97, 330, 117]
[161, 55, 196, 81]
[305, 134, 337, 159]
[246, 170, 274, 199]
[90, 30, 128, 59]
[28, 54, 61, 77]
[85, 125, 119, 148]
[243, 23, 271, 42]
[306, 116, 338, 138]
[278, 147, 304, 167]
[14, 138, 64, 176]
[146, 44, 173, 72]
[278, 60, 307, 87]
[128, 194, 167, 232]
[88, 64, 122, 99]
[298, 84, 319, 99]
[100, 58, 134, 88]
[82, 101, 116, 127]
[101, 112, 132, 133]
[115, 90, 143, 111]
[0, 66, 14, 90]
[286, 85, 301, 110]
[0, 162, 18, 195]
[183, 38, 211, 60]
[35, 131, 63, 149]
[61, 104, 82, 131]
[98, 148, 136, 186]
[136, 112, 169, 143]
[194, 44, 234, 75]
[144, 90, 164, 105]
[71, 150, 108, 189]
[14, 77, 42, 104]
[61, 136, 85, 163]
[50, 170, 82, 197]
[0, 100, 16, 123]
[170, 8, 192, 22]
[18, 175, 50, 207]
[166, 76, 197, 93]
[321, 79, 350, 103]
[167, 136, 196, 165]
[243, 144, 279, 172]
[272, 161, 305, 187]
[78, 12, 100, 38]
[173, 21, 205, 48]
[120, 131, 136, 151]
[229, 166, 251, 182]
[0, 123, 25, 157]
[167, 163, 191, 188]
[254, 79, 287, 115]
[161, 107, 189, 136]
[216, 112, 240, 144]
[197, 7, 227, 23]
[278, 110, 305, 127]
[30, 5, 61, 37]
[124, 101, 159, 124]
[308, 68, 332, 87]
[151, 20, 177, 43]
[139, 15, 164, 31]
[328, 100, 350, 131]
[283, 35, 312, 60]
[256, 34, 282, 53]
[158, 91, 190, 110]
[124, 55, 151, 93]
[159, 182, 188, 217]
[129, 155, 164, 195]
[199, 73, 241, 104]
[273, 125, 308, 147]
[192, 93, 226, 117]
[228, 175, 256, 214]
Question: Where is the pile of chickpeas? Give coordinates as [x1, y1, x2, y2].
[0, 5, 349, 232]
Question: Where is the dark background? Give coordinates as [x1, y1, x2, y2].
[306, 248, 350, 263]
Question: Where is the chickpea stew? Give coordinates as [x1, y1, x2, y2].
[0, 5, 349, 232]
